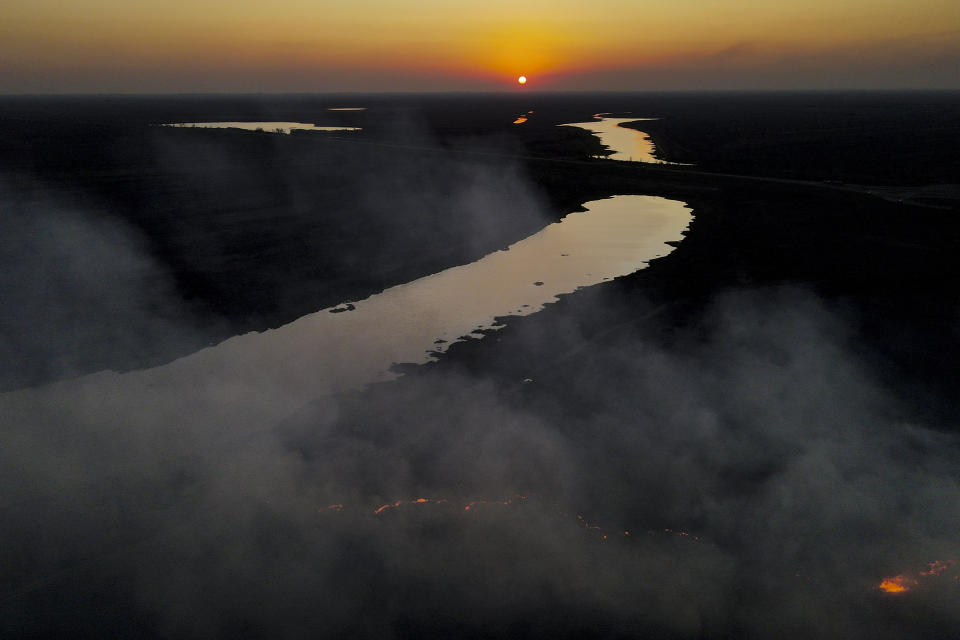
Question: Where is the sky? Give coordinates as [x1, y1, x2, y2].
[1, 0, 958, 93]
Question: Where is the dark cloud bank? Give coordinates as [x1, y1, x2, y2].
[2, 114, 959, 639]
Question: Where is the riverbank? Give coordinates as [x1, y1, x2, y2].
[418, 163, 960, 423]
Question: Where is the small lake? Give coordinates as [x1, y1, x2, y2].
[560, 115, 686, 164]
[161, 122, 361, 134]
[3, 196, 691, 430]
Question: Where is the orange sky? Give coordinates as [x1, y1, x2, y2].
[1, 0, 958, 92]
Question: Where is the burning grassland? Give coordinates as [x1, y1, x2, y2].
[336, 493, 701, 543]
[879, 560, 956, 594]
[326, 493, 959, 600]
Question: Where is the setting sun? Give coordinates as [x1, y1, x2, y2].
[518, 75, 527, 85]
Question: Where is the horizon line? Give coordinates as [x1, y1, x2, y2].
[3, 87, 960, 99]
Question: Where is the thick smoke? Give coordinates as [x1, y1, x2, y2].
[2, 127, 958, 638]
[0, 180, 210, 389]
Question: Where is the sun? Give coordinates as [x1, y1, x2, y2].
[517, 75, 527, 85]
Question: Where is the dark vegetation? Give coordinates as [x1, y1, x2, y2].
[4, 91, 957, 393]
[2, 92, 958, 390]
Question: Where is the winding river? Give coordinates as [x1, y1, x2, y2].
[2, 124, 691, 441]
[560, 114, 687, 164]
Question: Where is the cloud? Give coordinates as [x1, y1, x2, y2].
[547, 31, 960, 90]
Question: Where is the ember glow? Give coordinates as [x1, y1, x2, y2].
[372, 496, 456, 515]
[464, 495, 526, 511]
[363, 496, 959, 595]
[920, 560, 952, 577]
[339, 500, 958, 600]
[335, 494, 701, 546]
[879, 576, 917, 594]
[879, 559, 955, 594]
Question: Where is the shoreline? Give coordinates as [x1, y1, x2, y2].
[395, 166, 960, 426]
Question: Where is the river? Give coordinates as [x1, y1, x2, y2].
[2, 111, 695, 452]
[559, 114, 687, 164]
[2, 196, 690, 433]
[160, 122, 361, 134]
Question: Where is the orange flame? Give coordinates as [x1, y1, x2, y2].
[373, 500, 404, 515]
[879, 576, 917, 593]
[879, 559, 954, 594]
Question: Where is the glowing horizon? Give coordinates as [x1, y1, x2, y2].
[1, 0, 958, 93]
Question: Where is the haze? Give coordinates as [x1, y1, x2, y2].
[2, 0, 958, 93]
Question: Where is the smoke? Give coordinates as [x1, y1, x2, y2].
[2, 124, 959, 638]
[272, 286, 959, 638]
[5, 279, 958, 638]
[0, 179, 211, 390]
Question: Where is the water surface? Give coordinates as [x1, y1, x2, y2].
[2, 196, 690, 430]
[560, 115, 686, 164]
[161, 122, 361, 134]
